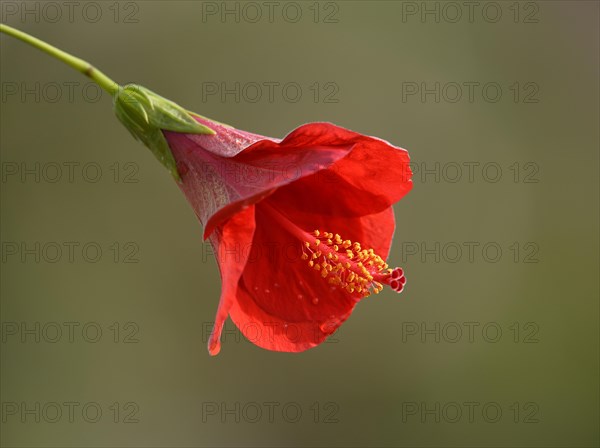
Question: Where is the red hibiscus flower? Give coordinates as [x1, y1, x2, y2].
[163, 116, 412, 355]
[0, 25, 411, 356]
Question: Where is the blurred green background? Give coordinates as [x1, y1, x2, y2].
[1, 1, 598, 446]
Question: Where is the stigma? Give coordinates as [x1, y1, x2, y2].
[301, 230, 406, 298]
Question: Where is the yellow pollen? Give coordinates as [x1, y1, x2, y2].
[302, 229, 392, 299]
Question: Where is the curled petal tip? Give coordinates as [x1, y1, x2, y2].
[208, 338, 221, 356]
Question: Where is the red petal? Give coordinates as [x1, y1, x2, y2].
[172, 115, 275, 158]
[206, 205, 256, 355]
[268, 123, 412, 217]
[356, 206, 396, 259]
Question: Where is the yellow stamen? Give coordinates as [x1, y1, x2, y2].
[302, 229, 392, 299]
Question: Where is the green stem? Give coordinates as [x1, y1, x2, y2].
[0, 23, 121, 96]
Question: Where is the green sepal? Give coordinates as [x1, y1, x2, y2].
[113, 84, 215, 181]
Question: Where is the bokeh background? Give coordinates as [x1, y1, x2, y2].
[1, 1, 598, 446]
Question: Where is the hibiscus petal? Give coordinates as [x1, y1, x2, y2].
[357, 207, 396, 259]
[176, 115, 276, 158]
[270, 122, 413, 217]
[230, 281, 354, 352]
[206, 205, 256, 355]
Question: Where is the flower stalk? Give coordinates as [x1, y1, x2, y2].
[0, 23, 215, 180]
[0, 23, 121, 96]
